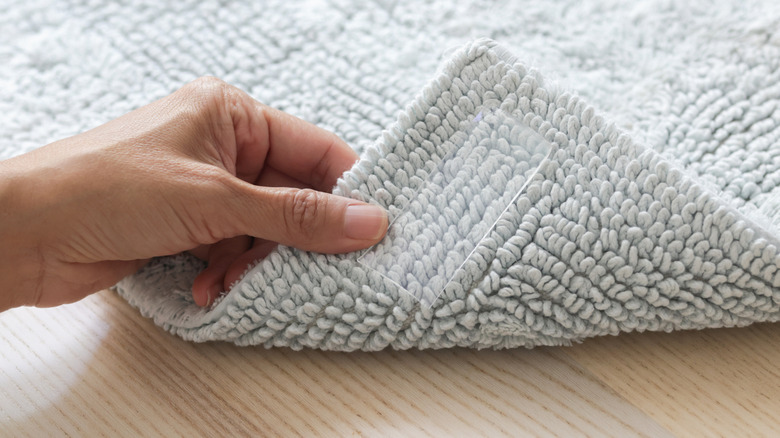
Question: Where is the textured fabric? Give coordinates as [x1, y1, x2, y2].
[116, 40, 780, 350]
[4, 1, 780, 350]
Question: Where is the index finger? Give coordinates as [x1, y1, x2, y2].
[258, 104, 359, 191]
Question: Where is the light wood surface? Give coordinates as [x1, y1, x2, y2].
[1, 289, 778, 437]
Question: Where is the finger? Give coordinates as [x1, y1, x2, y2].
[255, 166, 307, 189]
[188, 168, 303, 262]
[223, 240, 278, 290]
[250, 104, 359, 191]
[223, 182, 387, 254]
[191, 236, 251, 307]
[188, 244, 210, 260]
[175, 79, 357, 190]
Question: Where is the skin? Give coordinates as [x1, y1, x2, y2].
[0, 77, 388, 312]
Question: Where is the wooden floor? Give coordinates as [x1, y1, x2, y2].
[2, 290, 779, 437]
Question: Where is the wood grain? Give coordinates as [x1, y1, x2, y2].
[564, 324, 780, 438]
[6, 288, 776, 437]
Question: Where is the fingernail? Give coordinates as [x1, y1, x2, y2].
[344, 204, 387, 241]
[193, 288, 207, 307]
[206, 283, 222, 307]
[195, 283, 219, 307]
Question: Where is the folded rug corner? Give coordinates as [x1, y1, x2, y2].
[117, 38, 780, 351]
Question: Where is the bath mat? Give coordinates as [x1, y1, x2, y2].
[5, 1, 780, 351]
[116, 40, 780, 350]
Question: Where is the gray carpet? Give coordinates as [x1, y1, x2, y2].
[5, 0, 780, 350]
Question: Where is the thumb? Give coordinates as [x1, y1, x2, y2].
[223, 183, 388, 254]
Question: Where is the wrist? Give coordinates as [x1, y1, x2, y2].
[0, 158, 45, 310]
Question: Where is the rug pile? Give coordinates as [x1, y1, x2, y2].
[4, 0, 780, 350]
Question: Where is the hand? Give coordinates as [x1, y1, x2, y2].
[0, 77, 387, 311]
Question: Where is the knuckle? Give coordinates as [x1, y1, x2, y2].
[179, 76, 232, 108]
[179, 76, 249, 123]
[189, 76, 228, 94]
[175, 76, 246, 147]
[283, 189, 326, 239]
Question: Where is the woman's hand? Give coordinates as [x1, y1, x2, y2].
[0, 77, 387, 311]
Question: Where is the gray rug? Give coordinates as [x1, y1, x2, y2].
[4, 0, 780, 350]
